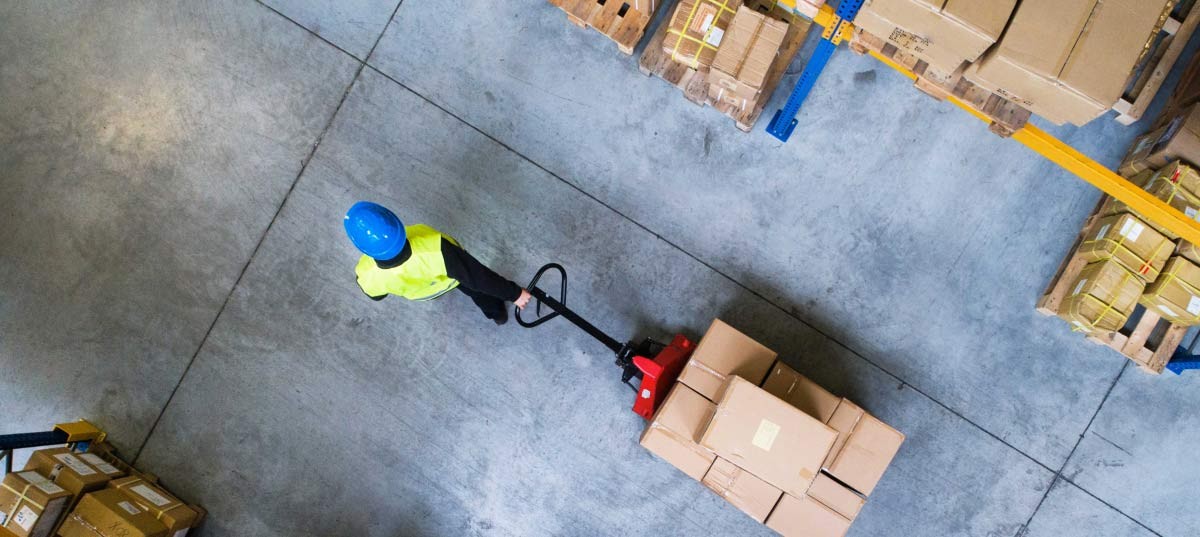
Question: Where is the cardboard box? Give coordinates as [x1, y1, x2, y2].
[701, 457, 783, 522]
[1180, 240, 1200, 266]
[639, 383, 718, 480]
[678, 319, 777, 401]
[761, 362, 840, 423]
[764, 493, 851, 537]
[23, 449, 121, 498]
[806, 473, 865, 521]
[1104, 169, 1200, 241]
[1079, 213, 1173, 282]
[965, 0, 1172, 126]
[1120, 107, 1200, 176]
[1059, 259, 1145, 334]
[57, 490, 167, 537]
[109, 477, 200, 536]
[664, 0, 742, 69]
[700, 376, 837, 497]
[1141, 256, 1200, 325]
[821, 399, 905, 496]
[856, 0, 1017, 73]
[709, 6, 788, 100]
[0, 472, 71, 537]
[775, 0, 824, 19]
[707, 83, 755, 115]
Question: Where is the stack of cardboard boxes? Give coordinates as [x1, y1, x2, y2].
[854, 0, 1174, 126]
[663, 1, 793, 113]
[641, 320, 905, 537]
[1092, 100, 1200, 329]
[0, 448, 203, 537]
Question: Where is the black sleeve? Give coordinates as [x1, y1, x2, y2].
[441, 239, 522, 302]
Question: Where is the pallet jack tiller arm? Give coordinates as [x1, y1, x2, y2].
[516, 263, 695, 420]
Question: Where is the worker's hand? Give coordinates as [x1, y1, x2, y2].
[515, 289, 533, 310]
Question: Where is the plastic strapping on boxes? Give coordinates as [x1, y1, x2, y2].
[1069, 269, 1136, 333]
[1082, 222, 1172, 278]
[1144, 262, 1200, 322]
[686, 357, 727, 380]
[1, 482, 44, 530]
[668, 0, 738, 66]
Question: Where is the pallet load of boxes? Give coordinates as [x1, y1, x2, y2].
[850, 0, 1179, 128]
[641, 320, 904, 537]
[0, 444, 203, 537]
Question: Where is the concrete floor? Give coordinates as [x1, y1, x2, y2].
[2, 1, 1198, 535]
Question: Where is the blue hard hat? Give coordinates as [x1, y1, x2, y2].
[344, 201, 406, 260]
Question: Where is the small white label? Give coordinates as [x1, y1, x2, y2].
[130, 484, 172, 507]
[1187, 207, 1198, 220]
[12, 506, 37, 532]
[1188, 296, 1200, 316]
[751, 419, 781, 451]
[1096, 224, 1111, 240]
[79, 453, 121, 475]
[640, 389, 651, 399]
[1073, 279, 1087, 297]
[1119, 218, 1145, 241]
[698, 13, 714, 32]
[118, 501, 141, 515]
[173, 529, 191, 537]
[1159, 304, 1177, 316]
[705, 27, 725, 47]
[55, 453, 97, 476]
[18, 471, 65, 495]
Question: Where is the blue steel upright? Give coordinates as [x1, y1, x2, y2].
[766, 0, 866, 142]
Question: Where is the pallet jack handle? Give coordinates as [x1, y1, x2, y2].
[516, 263, 624, 354]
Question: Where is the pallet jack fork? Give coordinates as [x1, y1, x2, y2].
[516, 263, 695, 420]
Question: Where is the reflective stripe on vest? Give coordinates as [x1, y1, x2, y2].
[355, 224, 461, 301]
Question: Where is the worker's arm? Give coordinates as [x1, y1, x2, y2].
[441, 240, 523, 302]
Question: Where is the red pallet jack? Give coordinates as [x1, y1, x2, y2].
[516, 263, 695, 420]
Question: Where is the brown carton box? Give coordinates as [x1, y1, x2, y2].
[855, 0, 1017, 73]
[701, 457, 783, 522]
[700, 376, 837, 497]
[23, 449, 120, 498]
[965, 0, 1172, 126]
[709, 6, 788, 100]
[765, 493, 851, 537]
[821, 400, 905, 496]
[1104, 168, 1200, 241]
[806, 473, 865, 521]
[108, 477, 200, 535]
[57, 490, 167, 537]
[1120, 109, 1200, 176]
[1059, 259, 1145, 333]
[761, 362, 840, 423]
[1079, 213, 1173, 282]
[678, 319, 777, 401]
[664, 0, 742, 69]
[639, 383, 718, 480]
[1180, 240, 1200, 266]
[0, 472, 71, 537]
[1141, 256, 1200, 326]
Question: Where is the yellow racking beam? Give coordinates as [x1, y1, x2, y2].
[865, 50, 1200, 246]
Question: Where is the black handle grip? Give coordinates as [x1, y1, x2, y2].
[516, 263, 568, 328]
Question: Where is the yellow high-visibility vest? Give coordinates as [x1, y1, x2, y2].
[355, 224, 461, 301]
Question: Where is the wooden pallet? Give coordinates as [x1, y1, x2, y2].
[637, 0, 814, 132]
[551, 0, 666, 55]
[1035, 197, 1188, 374]
[1113, 0, 1200, 125]
[848, 30, 1032, 138]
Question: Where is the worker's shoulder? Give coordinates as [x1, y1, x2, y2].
[354, 254, 377, 275]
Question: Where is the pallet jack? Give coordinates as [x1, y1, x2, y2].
[516, 263, 696, 419]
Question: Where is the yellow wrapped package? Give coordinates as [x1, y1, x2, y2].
[1141, 256, 1200, 325]
[1078, 213, 1173, 282]
[1106, 167, 1200, 240]
[1059, 259, 1144, 334]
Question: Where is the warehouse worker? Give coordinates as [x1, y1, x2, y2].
[344, 201, 532, 325]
